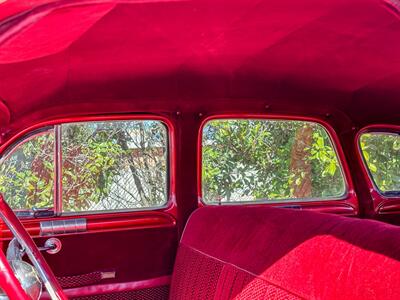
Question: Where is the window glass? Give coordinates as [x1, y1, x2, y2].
[61, 120, 168, 212]
[0, 130, 55, 210]
[360, 132, 400, 195]
[202, 119, 346, 204]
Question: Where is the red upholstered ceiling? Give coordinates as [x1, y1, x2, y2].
[0, 0, 399, 137]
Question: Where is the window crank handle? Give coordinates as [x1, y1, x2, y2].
[38, 238, 62, 254]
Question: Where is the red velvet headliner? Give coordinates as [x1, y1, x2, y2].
[0, 0, 400, 136]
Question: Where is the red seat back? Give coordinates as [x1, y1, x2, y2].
[170, 206, 400, 299]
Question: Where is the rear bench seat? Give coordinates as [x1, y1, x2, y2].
[169, 206, 400, 299]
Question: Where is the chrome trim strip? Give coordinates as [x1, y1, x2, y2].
[55, 125, 62, 216]
[100, 271, 116, 280]
[40, 218, 87, 236]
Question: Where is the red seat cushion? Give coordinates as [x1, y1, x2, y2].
[170, 206, 400, 299]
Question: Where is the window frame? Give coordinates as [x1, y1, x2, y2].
[357, 124, 400, 214]
[0, 115, 175, 218]
[0, 126, 56, 214]
[198, 114, 358, 214]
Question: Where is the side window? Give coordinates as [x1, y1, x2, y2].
[62, 120, 168, 212]
[201, 119, 346, 204]
[0, 119, 168, 215]
[0, 129, 55, 210]
[360, 132, 400, 196]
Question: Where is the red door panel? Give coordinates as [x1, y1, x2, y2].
[1, 212, 178, 297]
[39, 225, 178, 283]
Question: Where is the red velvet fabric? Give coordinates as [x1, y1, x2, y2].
[1, 0, 399, 223]
[170, 206, 400, 299]
[0, 0, 400, 134]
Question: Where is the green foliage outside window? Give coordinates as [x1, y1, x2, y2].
[360, 133, 400, 194]
[0, 120, 168, 213]
[202, 120, 345, 203]
[3, 119, 381, 211]
[0, 131, 54, 210]
[62, 121, 168, 212]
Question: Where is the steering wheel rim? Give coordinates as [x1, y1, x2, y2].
[0, 195, 67, 300]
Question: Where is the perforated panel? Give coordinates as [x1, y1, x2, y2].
[170, 244, 223, 299]
[57, 272, 103, 289]
[72, 285, 169, 300]
[216, 264, 302, 300]
[170, 244, 301, 300]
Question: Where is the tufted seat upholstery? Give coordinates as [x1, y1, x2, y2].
[169, 205, 400, 299]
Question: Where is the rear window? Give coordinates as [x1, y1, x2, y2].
[201, 119, 346, 204]
[360, 132, 400, 196]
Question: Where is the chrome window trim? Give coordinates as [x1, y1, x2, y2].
[0, 118, 171, 217]
[59, 119, 170, 213]
[55, 125, 62, 216]
[358, 130, 400, 197]
[200, 118, 349, 204]
[59, 203, 172, 217]
[0, 127, 56, 214]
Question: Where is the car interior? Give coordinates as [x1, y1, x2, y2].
[0, 0, 400, 299]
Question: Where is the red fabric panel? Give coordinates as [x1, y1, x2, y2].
[0, 0, 400, 131]
[170, 244, 224, 299]
[216, 263, 300, 300]
[0, 0, 56, 21]
[35, 226, 178, 283]
[171, 206, 400, 299]
[170, 244, 300, 300]
[0, 4, 115, 63]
